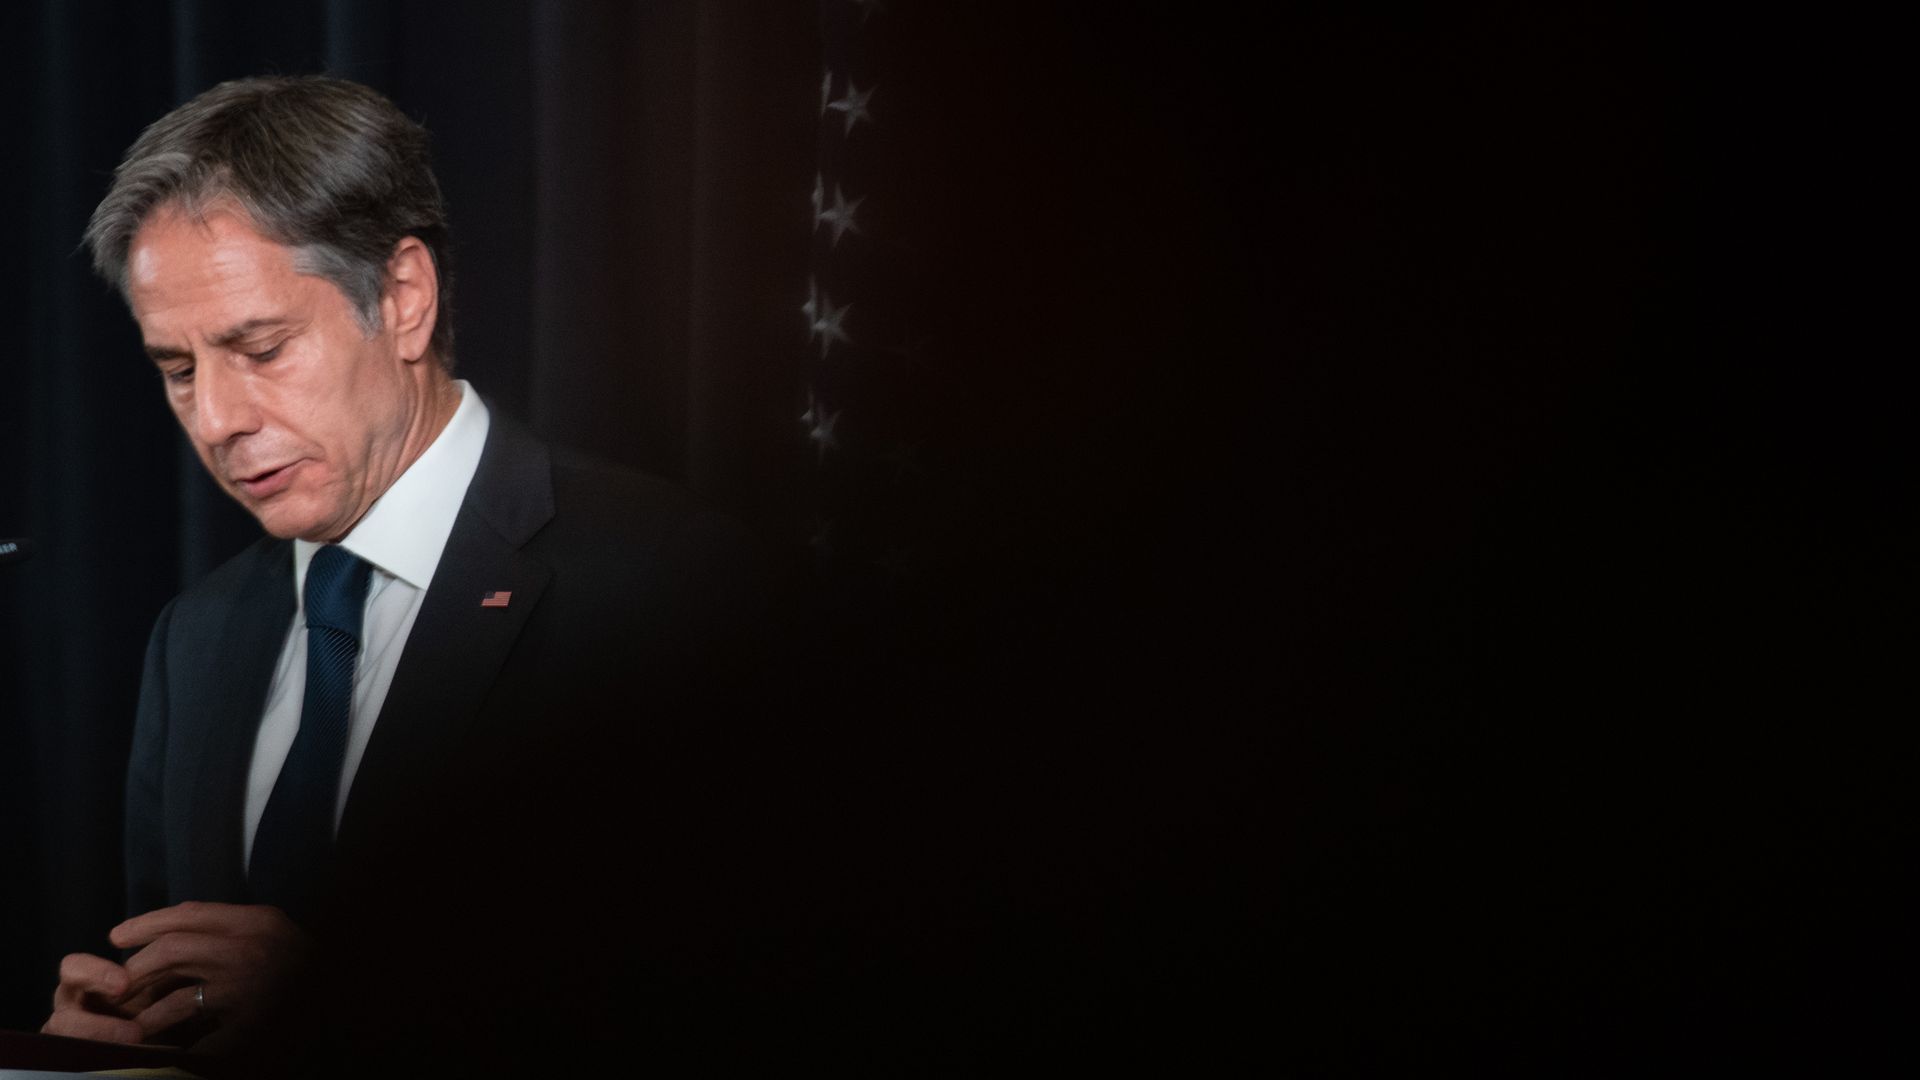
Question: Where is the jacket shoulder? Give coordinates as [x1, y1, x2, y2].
[527, 446, 775, 660]
[541, 446, 748, 557]
[164, 536, 289, 633]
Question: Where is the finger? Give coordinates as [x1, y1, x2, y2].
[52, 953, 129, 1007]
[113, 900, 271, 949]
[121, 932, 229, 995]
[117, 973, 194, 1018]
[117, 982, 164, 1016]
[41, 1004, 144, 1044]
[133, 983, 203, 1039]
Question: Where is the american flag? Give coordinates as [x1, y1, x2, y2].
[805, 0, 930, 583]
[480, 591, 512, 608]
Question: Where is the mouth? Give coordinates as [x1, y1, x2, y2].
[232, 461, 300, 499]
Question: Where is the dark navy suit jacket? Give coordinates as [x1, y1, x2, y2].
[125, 406, 790, 1071]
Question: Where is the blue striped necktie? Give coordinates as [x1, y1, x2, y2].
[249, 544, 371, 925]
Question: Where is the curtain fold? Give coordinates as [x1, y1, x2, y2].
[0, 0, 817, 1027]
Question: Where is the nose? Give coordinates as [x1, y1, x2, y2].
[190, 356, 263, 448]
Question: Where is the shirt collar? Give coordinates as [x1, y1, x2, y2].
[292, 380, 491, 604]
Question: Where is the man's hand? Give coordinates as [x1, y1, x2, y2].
[45, 902, 311, 1050]
[115, 902, 312, 1048]
[42, 951, 144, 1043]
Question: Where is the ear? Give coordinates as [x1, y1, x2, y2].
[381, 236, 439, 364]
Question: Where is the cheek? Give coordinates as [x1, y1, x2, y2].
[190, 439, 226, 485]
[266, 379, 342, 453]
[169, 397, 204, 447]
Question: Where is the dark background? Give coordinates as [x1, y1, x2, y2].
[1, 1, 1907, 1069]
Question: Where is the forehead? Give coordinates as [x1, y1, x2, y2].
[125, 205, 307, 326]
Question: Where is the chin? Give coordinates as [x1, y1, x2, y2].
[253, 515, 312, 541]
[248, 500, 332, 542]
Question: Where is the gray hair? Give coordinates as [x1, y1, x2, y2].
[85, 75, 456, 366]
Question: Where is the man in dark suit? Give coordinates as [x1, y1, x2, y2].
[42, 76, 784, 1072]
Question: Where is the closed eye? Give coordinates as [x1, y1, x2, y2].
[162, 365, 194, 386]
[247, 343, 285, 363]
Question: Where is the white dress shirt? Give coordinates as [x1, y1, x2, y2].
[242, 380, 491, 868]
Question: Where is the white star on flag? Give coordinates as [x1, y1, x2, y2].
[802, 276, 819, 326]
[815, 184, 864, 247]
[809, 291, 852, 358]
[807, 400, 841, 461]
[826, 80, 874, 136]
[811, 173, 825, 220]
[819, 70, 833, 118]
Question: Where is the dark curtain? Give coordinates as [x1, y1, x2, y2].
[0, 0, 816, 1032]
[1, 1, 1907, 1067]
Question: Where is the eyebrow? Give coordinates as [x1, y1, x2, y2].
[143, 317, 294, 363]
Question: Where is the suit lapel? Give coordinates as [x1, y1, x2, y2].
[335, 409, 556, 854]
[183, 541, 294, 900]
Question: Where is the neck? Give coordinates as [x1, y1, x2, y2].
[410, 374, 462, 462]
[322, 372, 461, 544]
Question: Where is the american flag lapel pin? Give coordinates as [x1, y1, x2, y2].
[480, 590, 512, 608]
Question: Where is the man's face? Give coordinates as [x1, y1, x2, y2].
[127, 205, 421, 542]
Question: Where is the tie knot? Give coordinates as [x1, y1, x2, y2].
[306, 545, 371, 637]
